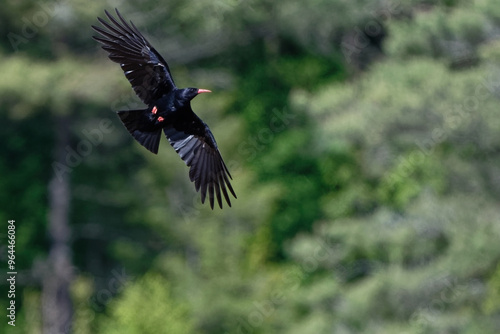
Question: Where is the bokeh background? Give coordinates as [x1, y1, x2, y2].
[2, 0, 500, 333]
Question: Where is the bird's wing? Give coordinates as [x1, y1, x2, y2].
[163, 112, 236, 209]
[92, 9, 176, 105]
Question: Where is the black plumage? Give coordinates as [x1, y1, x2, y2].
[92, 9, 236, 209]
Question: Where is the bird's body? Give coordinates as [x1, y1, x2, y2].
[92, 9, 236, 209]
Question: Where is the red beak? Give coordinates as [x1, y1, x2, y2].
[197, 89, 212, 94]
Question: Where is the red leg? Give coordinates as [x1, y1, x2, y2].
[158, 116, 164, 122]
[152, 106, 158, 114]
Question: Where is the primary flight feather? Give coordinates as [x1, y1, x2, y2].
[92, 9, 236, 209]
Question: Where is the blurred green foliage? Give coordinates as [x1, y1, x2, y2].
[99, 274, 193, 334]
[1, 0, 500, 333]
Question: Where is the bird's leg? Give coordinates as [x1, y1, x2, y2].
[152, 106, 163, 121]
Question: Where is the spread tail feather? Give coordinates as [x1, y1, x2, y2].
[117, 109, 161, 154]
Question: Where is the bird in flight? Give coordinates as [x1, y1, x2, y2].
[92, 9, 236, 209]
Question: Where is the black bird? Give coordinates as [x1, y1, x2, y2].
[92, 9, 236, 209]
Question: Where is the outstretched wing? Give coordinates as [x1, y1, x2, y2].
[163, 112, 237, 209]
[92, 9, 176, 104]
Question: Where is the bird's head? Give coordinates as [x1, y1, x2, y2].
[177, 88, 211, 106]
